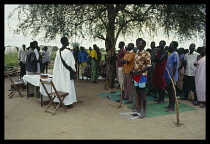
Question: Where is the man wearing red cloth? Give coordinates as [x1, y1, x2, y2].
[116, 41, 126, 95]
[152, 40, 168, 104]
[133, 39, 152, 119]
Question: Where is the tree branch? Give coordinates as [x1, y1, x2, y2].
[142, 5, 154, 21]
[115, 18, 144, 40]
[95, 34, 106, 40]
[98, 14, 107, 29]
[115, 6, 153, 40]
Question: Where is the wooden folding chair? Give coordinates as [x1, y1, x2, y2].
[6, 71, 25, 98]
[40, 79, 69, 115]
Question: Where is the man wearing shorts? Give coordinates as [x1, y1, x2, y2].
[133, 39, 152, 119]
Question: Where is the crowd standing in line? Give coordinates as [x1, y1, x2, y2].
[19, 36, 205, 114]
[113, 38, 205, 118]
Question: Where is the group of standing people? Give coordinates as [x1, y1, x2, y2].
[72, 44, 102, 83]
[18, 41, 50, 79]
[116, 38, 206, 119]
[18, 36, 205, 114]
[181, 44, 206, 108]
[18, 37, 103, 109]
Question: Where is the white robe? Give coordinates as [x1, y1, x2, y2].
[52, 48, 77, 105]
[34, 48, 41, 73]
[195, 56, 206, 102]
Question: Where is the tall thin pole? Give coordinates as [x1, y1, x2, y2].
[165, 65, 180, 125]
[75, 60, 78, 86]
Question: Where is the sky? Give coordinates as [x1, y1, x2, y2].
[4, 4, 205, 50]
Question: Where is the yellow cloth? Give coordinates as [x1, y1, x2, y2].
[79, 62, 87, 76]
[168, 52, 170, 56]
[87, 50, 91, 54]
[90, 49, 98, 59]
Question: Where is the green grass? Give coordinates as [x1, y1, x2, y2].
[4, 49, 108, 67]
[101, 51, 106, 61]
[50, 50, 57, 61]
[4, 52, 19, 67]
[48, 66, 54, 69]
[4, 50, 58, 68]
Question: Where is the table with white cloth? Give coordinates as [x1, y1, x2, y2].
[23, 74, 53, 107]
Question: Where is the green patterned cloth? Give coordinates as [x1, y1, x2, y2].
[98, 91, 197, 118]
[98, 90, 161, 104]
[91, 59, 99, 81]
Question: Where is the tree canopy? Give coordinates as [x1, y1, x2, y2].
[8, 4, 206, 51]
[8, 4, 206, 88]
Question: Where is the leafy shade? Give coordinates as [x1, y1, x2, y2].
[8, 4, 206, 51]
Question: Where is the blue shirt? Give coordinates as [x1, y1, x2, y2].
[164, 51, 179, 81]
[78, 51, 88, 63]
[180, 53, 185, 62]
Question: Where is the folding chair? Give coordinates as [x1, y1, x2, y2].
[6, 71, 25, 98]
[40, 79, 69, 115]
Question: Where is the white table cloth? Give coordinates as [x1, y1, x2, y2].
[23, 74, 53, 96]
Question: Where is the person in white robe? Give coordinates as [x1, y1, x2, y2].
[34, 41, 41, 73]
[194, 46, 206, 108]
[52, 37, 77, 108]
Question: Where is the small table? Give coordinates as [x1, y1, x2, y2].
[23, 74, 53, 107]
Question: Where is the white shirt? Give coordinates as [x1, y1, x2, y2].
[34, 48, 39, 60]
[34, 48, 41, 73]
[184, 51, 199, 76]
[18, 49, 27, 63]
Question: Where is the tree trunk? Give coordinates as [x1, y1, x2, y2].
[105, 56, 116, 88]
[104, 4, 118, 88]
[105, 34, 116, 88]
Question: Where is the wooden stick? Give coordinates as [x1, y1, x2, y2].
[77, 61, 79, 87]
[165, 65, 180, 125]
[109, 75, 124, 109]
[105, 53, 111, 90]
[105, 57, 109, 90]
[16, 66, 19, 81]
[105, 78, 109, 90]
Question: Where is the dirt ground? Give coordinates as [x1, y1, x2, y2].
[4, 74, 206, 140]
